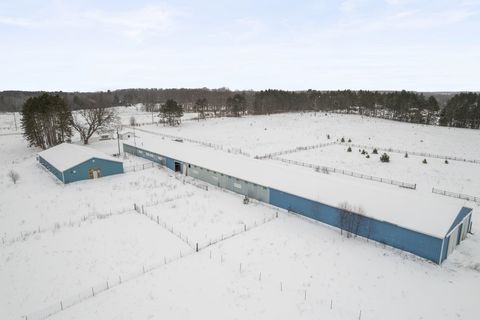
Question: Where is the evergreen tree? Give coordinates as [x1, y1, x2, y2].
[21, 93, 72, 149]
[160, 99, 183, 126]
[195, 98, 208, 120]
[226, 94, 247, 117]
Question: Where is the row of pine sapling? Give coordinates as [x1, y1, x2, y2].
[330, 133, 450, 164]
[340, 138, 450, 165]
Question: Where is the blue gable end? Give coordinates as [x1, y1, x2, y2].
[63, 157, 124, 183]
[269, 188, 443, 263]
[446, 207, 472, 235]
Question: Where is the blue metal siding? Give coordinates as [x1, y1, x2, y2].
[186, 164, 270, 202]
[63, 158, 124, 183]
[123, 143, 166, 165]
[123, 143, 179, 172]
[269, 188, 443, 263]
[120, 143, 457, 264]
[38, 156, 64, 183]
[166, 157, 177, 171]
[446, 207, 472, 235]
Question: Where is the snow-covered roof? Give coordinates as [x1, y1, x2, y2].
[128, 136, 472, 239]
[38, 143, 122, 172]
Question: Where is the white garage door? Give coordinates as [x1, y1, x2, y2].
[447, 228, 459, 256]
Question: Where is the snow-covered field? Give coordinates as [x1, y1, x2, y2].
[278, 144, 480, 194]
[1, 111, 479, 320]
[137, 112, 480, 158]
[116, 105, 197, 126]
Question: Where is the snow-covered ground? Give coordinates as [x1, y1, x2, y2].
[0, 112, 21, 134]
[1, 213, 192, 320]
[1, 111, 479, 320]
[49, 215, 480, 320]
[115, 105, 197, 126]
[278, 144, 480, 194]
[136, 112, 480, 158]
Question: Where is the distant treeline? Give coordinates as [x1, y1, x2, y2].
[1, 88, 478, 129]
[439, 92, 480, 129]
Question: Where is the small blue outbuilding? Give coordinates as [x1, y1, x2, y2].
[38, 143, 124, 184]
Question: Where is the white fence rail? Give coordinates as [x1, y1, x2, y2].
[255, 142, 337, 159]
[275, 157, 416, 190]
[131, 127, 251, 157]
[432, 188, 480, 203]
[23, 249, 191, 320]
[342, 142, 480, 164]
[255, 140, 480, 165]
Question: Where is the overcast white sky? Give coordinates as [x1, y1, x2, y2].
[0, 0, 479, 92]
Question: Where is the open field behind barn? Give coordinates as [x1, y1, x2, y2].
[1, 110, 479, 320]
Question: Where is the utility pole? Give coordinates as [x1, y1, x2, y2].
[133, 126, 137, 148]
[116, 127, 121, 156]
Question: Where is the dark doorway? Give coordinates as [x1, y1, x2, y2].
[174, 161, 182, 173]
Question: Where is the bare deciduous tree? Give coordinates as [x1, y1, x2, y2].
[338, 202, 363, 238]
[8, 170, 20, 184]
[71, 107, 117, 144]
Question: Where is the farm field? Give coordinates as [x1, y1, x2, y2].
[1, 110, 479, 320]
[135, 112, 480, 159]
[1, 213, 192, 320]
[277, 144, 480, 194]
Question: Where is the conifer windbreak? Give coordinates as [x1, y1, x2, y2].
[160, 99, 184, 126]
[21, 93, 72, 149]
[439, 92, 480, 129]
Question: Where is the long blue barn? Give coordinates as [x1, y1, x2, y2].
[38, 143, 124, 184]
[123, 140, 473, 264]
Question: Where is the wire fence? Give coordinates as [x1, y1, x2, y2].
[22, 248, 193, 320]
[203, 244, 368, 320]
[124, 162, 158, 172]
[131, 126, 251, 157]
[255, 141, 337, 159]
[136, 199, 280, 252]
[274, 157, 417, 190]
[1, 207, 134, 247]
[432, 188, 480, 203]
[23, 203, 280, 320]
[255, 140, 480, 165]
[1, 192, 194, 247]
[173, 174, 209, 191]
[341, 142, 480, 164]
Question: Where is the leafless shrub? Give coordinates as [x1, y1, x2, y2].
[8, 170, 19, 184]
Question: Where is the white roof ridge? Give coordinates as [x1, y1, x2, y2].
[125, 138, 470, 238]
[38, 143, 122, 172]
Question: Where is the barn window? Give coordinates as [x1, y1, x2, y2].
[234, 183, 242, 189]
[72, 170, 76, 174]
